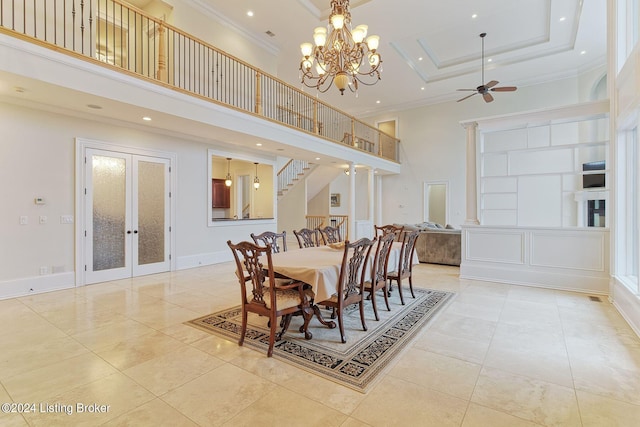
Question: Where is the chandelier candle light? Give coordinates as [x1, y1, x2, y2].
[300, 0, 382, 95]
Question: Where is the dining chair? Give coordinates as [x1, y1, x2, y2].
[315, 237, 375, 343]
[374, 224, 404, 241]
[227, 240, 313, 356]
[250, 230, 287, 253]
[318, 225, 342, 245]
[293, 228, 320, 248]
[387, 230, 420, 305]
[364, 232, 396, 321]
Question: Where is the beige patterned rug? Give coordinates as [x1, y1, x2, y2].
[186, 288, 454, 392]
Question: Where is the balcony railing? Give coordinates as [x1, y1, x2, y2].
[0, 0, 400, 162]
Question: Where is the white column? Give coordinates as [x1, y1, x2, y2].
[464, 121, 480, 225]
[348, 163, 356, 240]
[375, 175, 383, 226]
[368, 168, 375, 225]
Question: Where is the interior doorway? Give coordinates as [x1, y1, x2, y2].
[77, 141, 175, 285]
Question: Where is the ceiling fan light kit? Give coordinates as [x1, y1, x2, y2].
[457, 32, 517, 103]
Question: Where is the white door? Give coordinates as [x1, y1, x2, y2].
[84, 148, 171, 284]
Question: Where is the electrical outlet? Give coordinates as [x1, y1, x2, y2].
[39, 266, 48, 275]
[19, 216, 28, 225]
[39, 215, 47, 224]
[60, 215, 74, 224]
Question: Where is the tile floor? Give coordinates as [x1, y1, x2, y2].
[1, 262, 640, 426]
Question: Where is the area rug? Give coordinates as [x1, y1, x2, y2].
[186, 288, 454, 392]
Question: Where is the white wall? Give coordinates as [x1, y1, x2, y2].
[167, 0, 278, 75]
[0, 102, 277, 285]
[363, 74, 605, 228]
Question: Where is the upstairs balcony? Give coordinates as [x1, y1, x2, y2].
[0, 0, 400, 162]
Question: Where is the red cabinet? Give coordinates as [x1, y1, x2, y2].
[212, 179, 230, 208]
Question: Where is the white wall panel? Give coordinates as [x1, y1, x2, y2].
[465, 230, 524, 264]
[461, 226, 610, 294]
[518, 175, 562, 226]
[509, 149, 574, 175]
[531, 232, 605, 271]
[551, 122, 580, 146]
[483, 129, 527, 153]
[482, 177, 518, 193]
[483, 153, 508, 177]
[482, 211, 517, 226]
[483, 193, 518, 210]
[527, 126, 551, 148]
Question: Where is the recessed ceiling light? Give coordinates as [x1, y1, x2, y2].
[559, 16, 566, 22]
[14, 86, 26, 93]
[421, 87, 425, 91]
[471, 14, 478, 19]
[376, 100, 381, 104]
[315, 157, 321, 160]
[487, 58, 493, 62]
[580, 50, 587, 55]
[142, 116, 152, 121]
[247, 10, 254, 17]
[87, 104, 102, 109]
[256, 143, 262, 146]
[418, 57, 423, 61]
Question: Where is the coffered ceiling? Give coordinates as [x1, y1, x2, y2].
[197, 0, 607, 116]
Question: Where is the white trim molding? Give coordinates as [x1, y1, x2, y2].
[611, 277, 640, 338]
[461, 225, 610, 294]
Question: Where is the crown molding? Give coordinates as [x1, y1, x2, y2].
[184, 0, 280, 57]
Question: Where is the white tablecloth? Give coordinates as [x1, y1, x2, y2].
[267, 242, 417, 303]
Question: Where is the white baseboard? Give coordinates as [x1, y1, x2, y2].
[611, 277, 640, 338]
[176, 251, 232, 270]
[0, 272, 75, 300]
[460, 264, 609, 295]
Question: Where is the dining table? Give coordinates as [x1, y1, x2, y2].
[267, 241, 418, 311]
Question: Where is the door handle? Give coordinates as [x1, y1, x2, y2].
[127, 230, 132, 234]
[134, 230, 138, 234]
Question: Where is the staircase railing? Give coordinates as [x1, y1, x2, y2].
[277, 159, 310, 196]
[0, 0, 400, 162]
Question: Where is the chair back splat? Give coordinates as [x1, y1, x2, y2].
[374, 224, 404, 241]
[293, 228, 320, 248]
[318, 225, 342, 245]
[250, 230, 287, 253]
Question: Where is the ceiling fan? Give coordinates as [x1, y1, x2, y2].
[457, 32, 517, 103]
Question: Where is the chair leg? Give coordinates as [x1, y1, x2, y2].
[382, 284, 391, 311]
[239, 309, 248, 346]
[267, 314, 277, 357]
[397, 277, 406, 305]
[370, 288, 380, 321]
[408, 274, 415, 298]
[276, 314, 292, 341]
[337, 309, 346, 343]
[359, 301, 368, 332]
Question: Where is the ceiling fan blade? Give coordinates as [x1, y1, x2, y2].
[457, 92, 478, 102]
[491, 86, 517, 92]
[483, 92, 494, 103]
[485, 80, 499, 89]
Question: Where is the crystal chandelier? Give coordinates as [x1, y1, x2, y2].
[299, 0, 382, 95]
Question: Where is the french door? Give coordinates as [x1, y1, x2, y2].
[84, 148, 171, 284]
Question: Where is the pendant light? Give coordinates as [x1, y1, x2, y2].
[253, 162, 260, 190]
[225, 158, 232, 187]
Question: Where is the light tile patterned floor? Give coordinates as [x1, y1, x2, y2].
[1, 262, 639, 426]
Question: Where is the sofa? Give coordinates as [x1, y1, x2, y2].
[395, 222, 461, 266]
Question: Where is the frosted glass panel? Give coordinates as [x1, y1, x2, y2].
[138, 161, 165, 265]
[93, 155, 126, 271]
